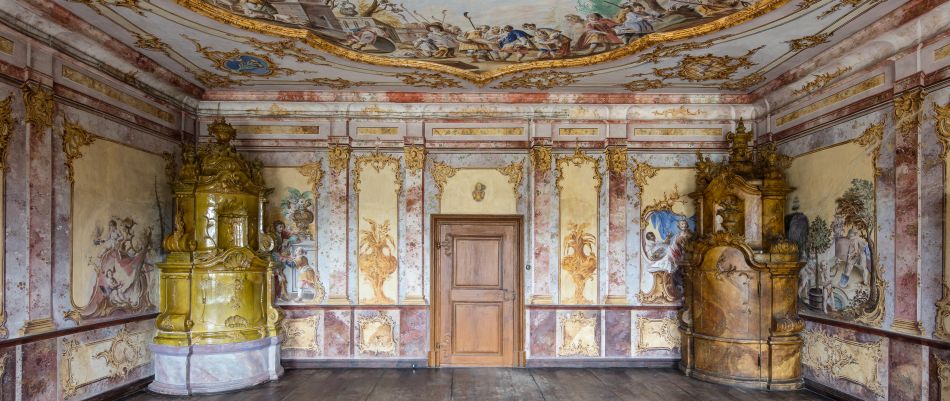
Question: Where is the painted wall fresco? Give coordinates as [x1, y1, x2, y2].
[557, 151, 602, 305]
[785, 129, 884, 325]
[354, 153, 401, 305]
[637, 168, 694, 305]
[192, 0, 759, 74]
[67, 134, 171, 323]
[440, 167, 520, 214]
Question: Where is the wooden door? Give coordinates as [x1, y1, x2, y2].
[431, 216, 523, 367]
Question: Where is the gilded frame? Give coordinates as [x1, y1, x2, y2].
[555, 149, 602, 305]
[177, 0, 791, 85]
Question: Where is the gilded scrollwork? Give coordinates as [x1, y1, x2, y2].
[357, 313, 397, 356]
[132, 32, 169, 54]
[636, 38, 720, 64]
[297, 161, 324, 201]
[719, 73, 765, 90]
[652, 106, 704, 118]
[630, 160, 658, 193]
[66, 0, 145, 15]
[492, 71, 590, 90]
[20, 82, 54, 132]
[793, 66, 852, 96]
[605, 147, 628, 176]
[933, 98, 950, 159]
[558, 312, 599, 357]
[185, 35, 295, 78]
[0, 94, 15, 172]
[282, 315, 320, 351]
[935, 97, 950, 339]
[94, 328, 148, 380]
[623, 78, 667, 92]
[327, 144, 351, 173]
[894, 88, 926, 142]
[61, 118, 97, 183]
[653, 46, 764, 82]
[393, 72, 463, 89]
[785, 32, 833, 51]
[192, 69, 244, 88]
[496, 160, 525, 199]
[530, 145, 552, 172]
[306, 77, 375, 89]
[634, 317, 680, 353]
[404, 145, 426, 174]
[430, 161, 458, 201]
[854, 119, 884, 177]
[354, 151, 402, 196]
[555, 149, 602, 193]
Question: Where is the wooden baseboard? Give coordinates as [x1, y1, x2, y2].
[84, 375, 153, 401]
[283, 359, 428, 369]
[803, 378, 864, 401]
[525, 358, 679, 368]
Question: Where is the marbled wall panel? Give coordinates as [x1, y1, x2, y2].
[529, 309, 556, 357]
[888, 338, 924, 401]
[323, 309, 352, 358]
[399, 308, 426, 357]
[604, 310, 631, 357]
[22, 338, 56, 400]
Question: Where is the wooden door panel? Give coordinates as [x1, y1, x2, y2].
[452, 303, 503, 355]
[453, 237, 502, 288]
[433, 217, 521, 367]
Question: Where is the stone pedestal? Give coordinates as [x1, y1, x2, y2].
[150, 337, 283, 395]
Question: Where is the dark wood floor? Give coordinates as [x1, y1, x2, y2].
[124, 368, 833, 401]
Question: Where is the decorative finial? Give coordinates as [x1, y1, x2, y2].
[208, 116, 236, 145]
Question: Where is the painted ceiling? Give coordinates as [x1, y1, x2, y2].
[54, 0, 898, 93]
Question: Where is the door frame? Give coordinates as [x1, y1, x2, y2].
[428, 214, 526, 367]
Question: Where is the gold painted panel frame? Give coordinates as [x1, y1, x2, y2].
[556, 150, 601, 305]
[354, 152, 401, 305]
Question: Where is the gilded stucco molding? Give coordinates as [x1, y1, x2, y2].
[297, 161, 324, 201]
[937, 98, 950, 339]
[623, 79, 667, 92]
[327, 144, 351, 173]
[530, 146, 552, 172]
[430, 161, 458, 202]
[185, 35, 295, 78]
[492, 71, 591, 90]
[801, 329, 885, 396]
[785, 32, 833, 51]
[0, 354, 8, 383]
[20, 82, 54, 132]
[636, 38, 719, 64]
[558, 312, 599, 357]
[61, 118, 97, 183]
[854, 119, 885, 177]
[934, 98, 950, 159]
[176, 0, 790, 84]
[605, 147, 628, 176]
[132, 32, 169, 54]
[894, 88, 926, 142]
[306, 77, 375, 90]
[719, 73, 765, 90]
[653, 46, 764, 82]
[357, 313, 397, 356]
[630, 160, 659, 193]
[555, 149, 602, 194]
[61, 338, 82, 398]
[652, 106, 704, 118]
[634, 317, 680, 354]
[640, 185, 688, 225]
[404, 145, 426, 174]
[496, 160, 525, 199]
[0, 94, 15, 172]
[353, 151, 402, 196]
[192, 69, 244, 88]
[66, 0, 145, 15]
[95, 328, 148, 380]
[393, 72, 462, 89]
[793, 66, 852, 96]
[242, 36, 329, 65]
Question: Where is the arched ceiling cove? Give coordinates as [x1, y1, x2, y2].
[55, 0, 899, 93]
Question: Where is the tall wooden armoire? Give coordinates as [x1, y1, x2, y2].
[679, 120, 804, 390]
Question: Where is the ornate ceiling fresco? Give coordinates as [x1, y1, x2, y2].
[50, 0, 898, 92]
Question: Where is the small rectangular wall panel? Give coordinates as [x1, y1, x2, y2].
[776, 74, 885, 127]
[61, 328, 152, 398]
[633, 316, 680, 354]
[432, 127, 523, 137]
[557, 153, 600, 304]
[355, 154, 400, 305]
[262, 167, 322, 302]
[440, 169, 518, 214]
[234, 125, 319, 136]
[638, 168, 695, 305]
[801, 329, 885, 397]
[70, 139, 169, 319]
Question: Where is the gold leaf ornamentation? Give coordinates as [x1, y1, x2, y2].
[185, 35, 295, 78]
[282, 316, 320, 351]
[353, 151, 402, 195]
[558, 311, 599, 356]
[61, 118, 97, 183]
[634, 317, 680, 353]
[430, 161, 458, 201]
[297, 161, 324, 199]
[605, 147, 628, 176]
[357, 313, 397, 356]
[854, 119, 884, 176]
[94, 329, 147, 380]
[894, 88, 926, 142]
[719, 73, 765, 90]
[623, 79, 666, 92]
[61, 339, 82, 397]
[652, 106, 704, 118]
[630, 160, 658, 193]
[793, 66, 852, 96]
[492, 71, 590, 90]
[933, 98, 950, 160]
[530, 145, 552, 172]
[327, 144, 351, 173]
[20, 82, 54, 132]
[555, 149, 602, 193]
[636, 38, 720, 64]
[393, 72, 462, 89]
[496, 160, 525, 199]
[654, 46, 764, 81]
[66, 0, 145, 15]
[306, 77, 375, 90]
[403, 145, 426, 174]
[243, 37, 329, 65]
[0, 94, 16, 171]
[132, 32, 169, 54]
[785, 32, 833, 52]
[641, 185, 688, 222]
[192, 69, 244, 88]
[801, 329, 885, 396]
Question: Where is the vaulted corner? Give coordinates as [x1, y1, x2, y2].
[0, 0, 946, 400]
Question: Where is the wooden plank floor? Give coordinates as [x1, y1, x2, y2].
[123, 368, 833, 401]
